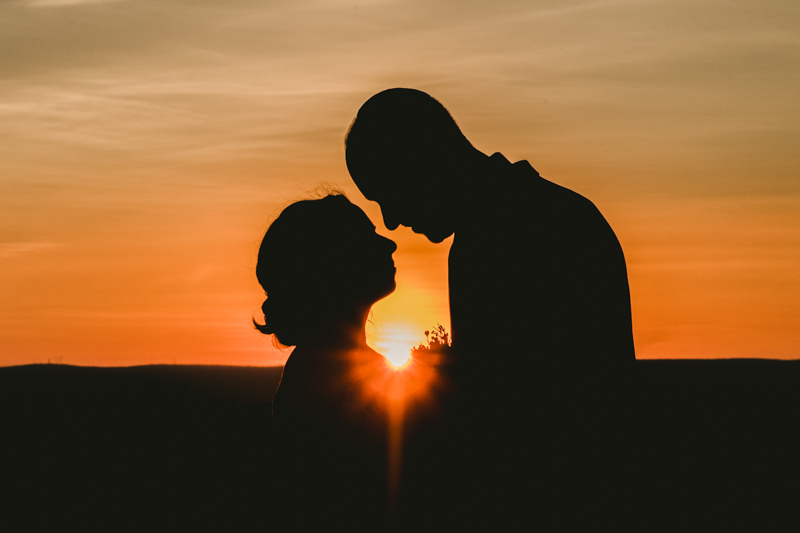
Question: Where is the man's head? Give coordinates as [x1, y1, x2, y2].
[345, 88, 474, 243]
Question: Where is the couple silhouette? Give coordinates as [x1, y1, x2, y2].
[255, 88, 635, 530]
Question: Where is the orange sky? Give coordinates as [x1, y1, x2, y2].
[1, 0, 798, 366]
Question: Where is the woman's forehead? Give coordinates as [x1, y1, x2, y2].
[331, 203, 375, 230]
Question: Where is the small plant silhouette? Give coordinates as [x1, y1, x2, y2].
[410, 324, 452, 365]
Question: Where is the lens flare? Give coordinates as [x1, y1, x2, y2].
[348, 332, 447, 513]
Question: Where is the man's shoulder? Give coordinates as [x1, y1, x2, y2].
[501, 156, 603, 218]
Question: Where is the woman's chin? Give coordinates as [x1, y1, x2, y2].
[375, 281, 396, 301]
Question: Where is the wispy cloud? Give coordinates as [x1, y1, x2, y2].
[0, 242, 66, 259]
[26, 0, 127, 7]
[1, 0, 798, 365]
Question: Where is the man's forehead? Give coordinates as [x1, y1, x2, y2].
[356, 172, 398, 201]
[360, 179, 414, 206]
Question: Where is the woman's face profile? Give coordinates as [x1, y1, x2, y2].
[254, 195, 397, 346]
[335, 204, 397, 305]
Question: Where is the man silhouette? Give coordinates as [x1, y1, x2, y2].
[345, 88, 636, 528]
[345, 88, 634, 381]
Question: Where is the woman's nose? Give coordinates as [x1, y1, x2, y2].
[382, 235, 397, 254]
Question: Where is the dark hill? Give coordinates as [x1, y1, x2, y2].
[1, 360, 799, 531]
[1, 364, 283, 532]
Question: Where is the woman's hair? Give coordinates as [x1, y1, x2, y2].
[254, 192, 363, 347]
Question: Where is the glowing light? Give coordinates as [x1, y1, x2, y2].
[385, 350, 412, 368]
[384, 351, 411, 368]
[348, 336, 445, 512]
[369, 322, 418, 369]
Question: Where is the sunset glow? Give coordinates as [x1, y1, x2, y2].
[370, 321, 424, 369]
[2, 0, 799, 367]
[386, 352, 413, 369]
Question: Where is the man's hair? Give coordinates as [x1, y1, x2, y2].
[345, 88, 473, 182]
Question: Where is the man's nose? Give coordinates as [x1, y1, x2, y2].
[382, 208, 400, 231]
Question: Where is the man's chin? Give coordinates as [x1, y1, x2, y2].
[407, 223, 453, 243]
[422, 228, 454, 244]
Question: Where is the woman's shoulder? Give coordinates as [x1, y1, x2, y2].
[273, 346, 383, 411]
[274, 346, 389, 431]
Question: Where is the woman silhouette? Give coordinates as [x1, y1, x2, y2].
[254, 193, 399, 529]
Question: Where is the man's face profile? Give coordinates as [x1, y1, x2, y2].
[345, 88, 464, 244]
[359, 164, 455, 244]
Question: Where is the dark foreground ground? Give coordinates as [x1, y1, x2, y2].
[1, 360, 799, 531]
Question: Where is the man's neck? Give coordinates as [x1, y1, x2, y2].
[451, 148, 498, 229]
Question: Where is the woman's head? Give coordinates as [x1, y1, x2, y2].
[255, 193, 397, 347]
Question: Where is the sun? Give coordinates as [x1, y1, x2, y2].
[368, 322, 418, 369]
[384, 350, 412, 369]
